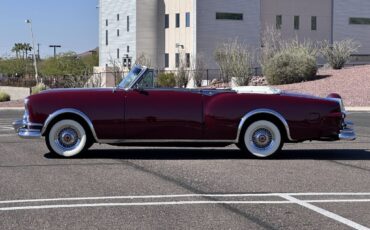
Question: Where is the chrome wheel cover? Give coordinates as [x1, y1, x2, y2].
[54, 126, 81, 151]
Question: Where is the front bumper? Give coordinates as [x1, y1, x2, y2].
[12, 119, 42, 139]
[339, 120, 356, 141]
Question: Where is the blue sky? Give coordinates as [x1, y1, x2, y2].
[0, 0, 98, 58]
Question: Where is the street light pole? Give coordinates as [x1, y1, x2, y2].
[25, 19, 39, 83]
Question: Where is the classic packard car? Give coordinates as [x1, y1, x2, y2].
[13, 65, 355, 158]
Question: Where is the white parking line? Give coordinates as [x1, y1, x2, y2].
[280, 194, 370, 230]
[0, 192, 369, 229]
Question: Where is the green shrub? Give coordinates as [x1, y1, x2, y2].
[321, 40, 360, 69]
[0, 91, 10, 102]
[157, 73, 176, 88]
[264, 48, 317, 85]
[31, 83, 48, 95]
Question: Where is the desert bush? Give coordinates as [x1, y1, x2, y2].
[175, 55, 190, 88]
[157, 73, 176, 88]
[0, 91, 10, 102]
[214, 39, 254, 86]
[321, 40, 360, 69]
[264, 48, 317, 85]
[31, 82, 48, 95]
[192, 54, 207, 88]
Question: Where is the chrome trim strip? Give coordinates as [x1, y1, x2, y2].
[236, 109, 295, 142]
[99, 139, 235, 144]
[41, 108, 99, 142]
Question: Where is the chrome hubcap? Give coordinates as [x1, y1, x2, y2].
[252, 128, 273, 149]
[55, 127, 80, 150]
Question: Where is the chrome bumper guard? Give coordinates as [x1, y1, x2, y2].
[339, 120, 356, 141]
[12, 119, 42, 139]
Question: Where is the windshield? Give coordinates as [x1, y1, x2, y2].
[118, 66, 142, 89]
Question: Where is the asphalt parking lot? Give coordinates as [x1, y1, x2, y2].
[0, 110, 369, 230]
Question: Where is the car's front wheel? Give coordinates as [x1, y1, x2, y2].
[239, 120, 283, 158]
[46, 119, 88, 157]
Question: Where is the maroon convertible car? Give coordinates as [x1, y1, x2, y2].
[13, 65, 355, 158]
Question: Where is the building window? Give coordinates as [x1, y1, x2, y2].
[127, 16, 130, 32]
[127, 45, 130, 53]
[106, 19, 108, 26]
[276, 15, 282, 29]
[105, 30, 108, 46]
[186, 53, 190, 68]
[117, 14, 120, 21]
[117, 48, 120, 59]
[186, 12, 190, 27]
[165, 53, 169, 68]
[311, 16, 317, 31]
[294, 16, 300, 30]
[165, 14, 169, 28]
[117, 29, 120, 37]
[349, 17, 370, 25]
[175, 53, 180, 68]
[216, 12, 243, 20]
[176, 13, 180, 28]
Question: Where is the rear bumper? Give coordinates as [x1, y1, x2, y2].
[12, 119, 42, 139]
[339, 120, 356, 141]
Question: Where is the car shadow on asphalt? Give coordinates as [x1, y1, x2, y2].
[44, 148, 370, 160]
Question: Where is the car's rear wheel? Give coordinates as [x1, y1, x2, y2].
[46, 119, 88, 157]
[239, 120, 283, 158]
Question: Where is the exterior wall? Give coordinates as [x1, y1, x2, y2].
[163, 0, 194, 69]
[261, 0, 332, 42]
[333, 0, 370, 54]
[196, 0, 261, 69]
[99, 0, 136, 67]
[137, 0, 160, 67]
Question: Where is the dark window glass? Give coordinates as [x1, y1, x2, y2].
[175, 53, 180, 68]
[127, 16, 130, 32]
[294, 16, 300, 30]
[165, 53, 169, 68]
[165, 14, 169, 28]
[105, 30, 108, 45]
[106, 19, 108, 26]
[186, 12, 190, 27]
[349, 17, 370, 25]
[176, 13, 180, 28]
[216, 12, 243, 20]
[117, 48, 120, 59]
[276, 15, 282, 29]
[186, 53, 190, 68]
[311, 16, 317, 30]
[127, 46, 130, 53]
[117, 14, 120, 21]
[117, 29, 120, 37]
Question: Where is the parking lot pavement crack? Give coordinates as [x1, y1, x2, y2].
[328, 160, 370, 173]
[117, 159, 278, 230]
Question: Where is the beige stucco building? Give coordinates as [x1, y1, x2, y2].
[99, 0, 370, 69]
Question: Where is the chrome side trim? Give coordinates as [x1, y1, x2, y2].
[236, 109, 295, 142]
[41, 108, 99, 142]
[18, 128, 42, 139]
[99, 139, 235, 144]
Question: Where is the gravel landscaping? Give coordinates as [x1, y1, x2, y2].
[277, 65, 370, 107]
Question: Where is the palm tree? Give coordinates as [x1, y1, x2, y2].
[11, 43, 23, 59]
[23, 43, 32, 59]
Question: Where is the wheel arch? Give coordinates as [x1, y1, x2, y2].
[236, 109, 295, 143]
[41, 108, 98, 142]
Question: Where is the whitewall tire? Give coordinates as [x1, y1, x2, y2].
[46, 119, 87, 157]
[241, 120, 283, 158]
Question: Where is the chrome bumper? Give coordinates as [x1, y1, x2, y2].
[339, 120, 356, 141]
[12, 119, 42, 139]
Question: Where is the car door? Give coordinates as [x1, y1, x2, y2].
[124, 70, 203, 140]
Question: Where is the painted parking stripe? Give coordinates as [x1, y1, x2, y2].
[1, 192, 370, 204]
[280, 194, 370, 230]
